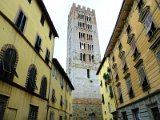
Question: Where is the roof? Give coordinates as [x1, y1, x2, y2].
[104, 0, 134, 57]
[52, 58, 74, 90]
[96, 56, 107, 75]
[36, 0, 59, 37]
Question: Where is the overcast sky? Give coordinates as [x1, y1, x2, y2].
[43, 0, 123, 70]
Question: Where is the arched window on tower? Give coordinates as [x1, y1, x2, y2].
[89, 54, 91, 62]
[83, 54, 85, 61]
[26, 64, 37, 92]
[0, 45, 18, 81]
[80, 53, 82, 61]
[40, 76, 47, 98]
[92, 55, 94, 62]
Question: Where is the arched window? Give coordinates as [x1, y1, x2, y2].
[80, 53, 82, 61]
[92, 55, 94, 62]
[40, 76, 47, 98]
[83, 54, 85, 61]
[0, 44, 18, 81]
[26, 64, 37, 92]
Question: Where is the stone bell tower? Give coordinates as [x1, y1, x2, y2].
[66, 3, 102, 120]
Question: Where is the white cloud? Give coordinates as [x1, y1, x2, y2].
[44, 0, 123, 70]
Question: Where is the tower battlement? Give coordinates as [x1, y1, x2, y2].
[71, 3, 95, 14]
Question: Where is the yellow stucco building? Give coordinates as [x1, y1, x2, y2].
[99, 0, 160, 120]
[0, 0, 78, 120]
[48, 58, 74, 120]
[97, 57, 116, 120]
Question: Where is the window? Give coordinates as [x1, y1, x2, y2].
[15, 10, 27, 32]
[51, 89, 56, 102]
[80, 53, 82, 61]
[137, 0, 144, 12]
[26, 64, 37, 92]
[53, 68, 57, 80]
[106, 85, 108, 93]
[40, 76, 47, 98]
[137, 65, 149, 91]
[27, 0, 32, 4]
[108, 103, 111, 113]
[121, 112, 128, 120]
[92, 55, 94, 62]
[66, 100, 68, 109]
[60, 76, 64, 89]
[125, 77, 134, 98]
[151, 107, 160, 120]
[50, 112, 54, 120]
[87, 69, 90, 78]
[121, 52, 128, 72]
[59, 116, 63, 120]
[131, 40, 140, 60]
[118, 42, 123, 50]
[112, 56, 115, 62]
[156, 49, 160, 62]
[101, 94, 105, 104]
[0, 95, 8, 120]
[40, 14, 45, 26]
[35, 35, 42, 53]
[0, 47, 18, 81]
[80, 43, 81, 49]
[45, 49, 50, 64]
[132, 108, 141, 120]
[60, 96, 63, 106]
[109, 86, 114, 98]
[89, 55, 91, 62]
[117, 85, 123, 103]
[144, 14, 156, 38]
[100, 80, 102, 87]
[28, 105, 38, 120]
[49, 30, 52, 40]
[83, 54, 85, 61]
[126, 25, 131, 35]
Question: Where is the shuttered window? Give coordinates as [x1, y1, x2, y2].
[50, 112, 54, 120]
[45, 49, 50, 64]
[156, 50, 160, 61]
[40, 76, 47, 98]
[137, 65, 149, 91]
[0, 48, 18, 81]
[28, 105, 38, 120]
[35, 35, 42, 53]
[15, 10, 27, 32]
[26, 65, 37, 92]
[0, 95, 8, 120]
[144, 14, 156, 37]
[40, 15, 45, 26]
